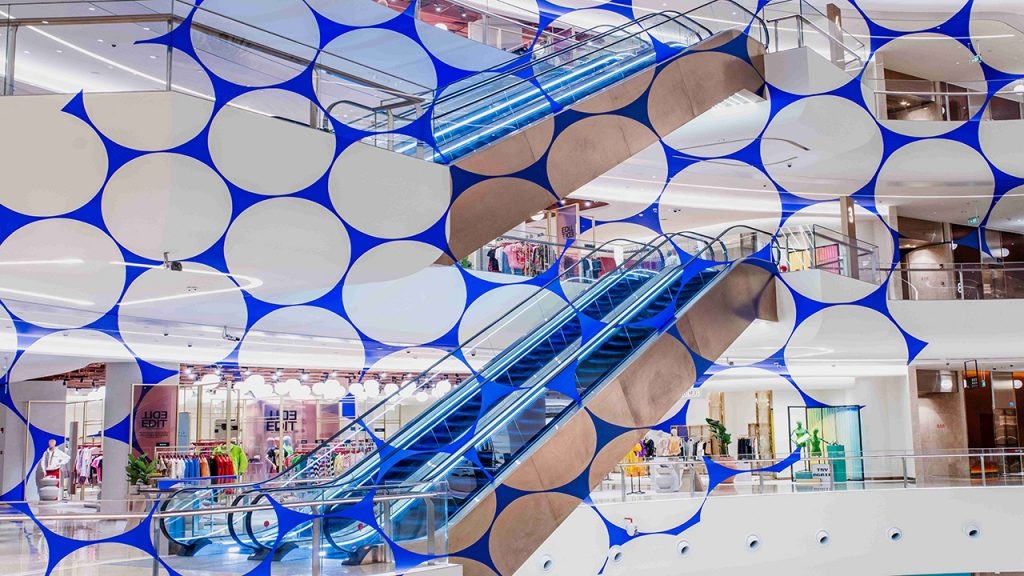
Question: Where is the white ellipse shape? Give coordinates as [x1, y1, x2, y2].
[663, 94, 771, 158]
[344, 241, 444, 285]
[224, 198, 351, 305]
[571, 142, 667, 222]
[0, 306, 15, 379]
[0, 95, 107, 217]
[369, 346, 469, 376]
[209, 89, 336, 196]
[329, 144, 451, 238]
[860, 33, 983, 137]
[971, 1, 1024, 74]
[979, 86, 1024, 177]
[0, 405, 29, 496]
[988, 185, 1024, 235]
[547, 0, 610, 10]
[632, 0, 758, 20]
[239, 306, 365, 370]
[414, 14, 518, 72]
[53, 543, 167, 574]
[190, 0, 318, 87]
[344, 264, 466, 346]
[11, 330, 139, 423]
[762, 96, 883, 200]
[102, 152, 232, 261]
[459, 285, 565, 369]
[875, 139, 994, 227]
[84, 54, 213, 151]
[319, 29, 437, 117]
[516, 505, 609, 576]
[0, 219, 125, 328]
[785, 306, 909, 391]
[118, 263, 247, 365]
[780, 200, 895, 304]
[857, 0, 968, 31]
[659, 160, 781, 235]
[602, 534, 681, 576]
[307, 0, 401, 26]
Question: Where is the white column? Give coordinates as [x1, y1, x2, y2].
[103, 362, 137, 513]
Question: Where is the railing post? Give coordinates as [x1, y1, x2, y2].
[758, 469, 765, 494]
[425, 496, 437, 561]
[980, 454, 987, 487]
[165, 17, 173, 91]
[151, 507, 161, 576]
[3, 24, 18, 96]
[620, 466, 626, 502]
[901, 456, 908, 488]
[310, 515, 322, 576]
[381, 499, 394, 564]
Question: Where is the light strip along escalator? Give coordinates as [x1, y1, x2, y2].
[158, 235, 702, 553]
[233, 228, 774, 558]
[229, 233, 717, 555]
[378, 0, 767, 162]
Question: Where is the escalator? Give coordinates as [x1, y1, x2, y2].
[171, 226, 779, 572]
[346, 0, 769, 262]
[157, 234, 699, 552]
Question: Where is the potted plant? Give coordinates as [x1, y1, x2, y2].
[126, 453, 157, 495]
[705, 418, 737, 484]
[705, 418, 732, 458]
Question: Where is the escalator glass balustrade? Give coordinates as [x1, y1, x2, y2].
[363, 1, 768, 162]
[185, 227, 779, 560]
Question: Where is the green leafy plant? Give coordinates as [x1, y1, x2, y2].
[126, 453, 157, 486]
[706, 418, 732, 457]
[458, 256, 473, 269]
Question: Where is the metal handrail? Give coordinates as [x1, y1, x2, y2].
[0, 0, 429, 105]
[229, 225, 779, 552]
[432, 0, 766, 119]
[158, 235, 661, 503]
[766, 13, 864, 68]
[0, 489, 446, 523]
[249, 225, 778, 504]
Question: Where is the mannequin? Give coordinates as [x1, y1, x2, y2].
[791, 421, 811, 451]
[42, 439, 70, 478]
[809, 428, 825, 457]
[267, 437, 284, 473]
[668, 430, 682, 457]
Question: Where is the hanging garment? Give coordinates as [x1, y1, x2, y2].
[486, 248, 499, 272]
[229, 444, 249, 476]
[624, 444, 645, 478]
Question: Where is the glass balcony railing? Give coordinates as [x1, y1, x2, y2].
[863, 76, 1024, 122]
[760, 0, 867, 73]
[600, 449, 1024, 503]
[778, 224, 882, 285]
[891, 262, 1024, 301]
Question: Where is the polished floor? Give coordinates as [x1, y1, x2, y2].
[0, 516, 457, 576]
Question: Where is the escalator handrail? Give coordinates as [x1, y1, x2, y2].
[430, 0, 767, 117]
[232, 231, 711, 503]
[430, 11, 702, 120]
[231, 226, 778, 551]
[158, 236, 655, 508]
[386, 225, 781, 511]
[227, 231, 715, 550]
[245, 226, 768, 501]
[300, 225, 780, 550]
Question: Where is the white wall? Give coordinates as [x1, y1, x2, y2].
[515, 487, 1024, 576]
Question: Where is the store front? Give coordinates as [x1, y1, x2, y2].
[129, 365, 470, 488]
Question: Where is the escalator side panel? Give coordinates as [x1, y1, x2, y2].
[442, 30, 764, 263]
[675, 262, 777, 360]
[447, 262, 776, 576]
